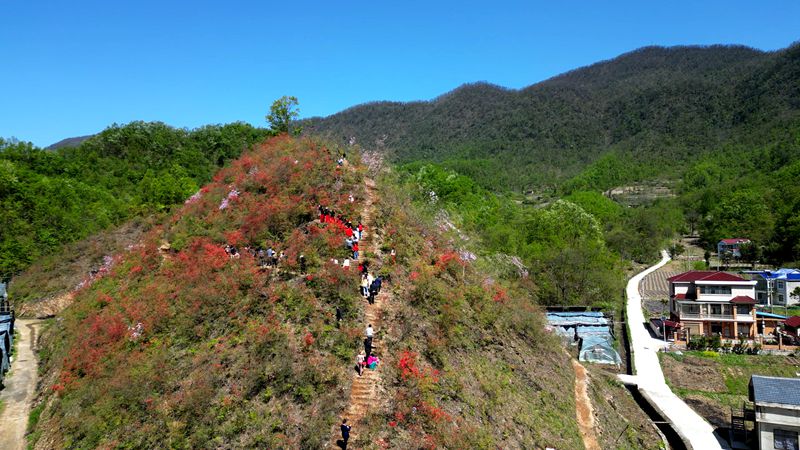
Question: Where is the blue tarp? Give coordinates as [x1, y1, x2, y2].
[756, 311, 787, 320]
[0, 330, 9, 374]
[545, 312, 608, 326]
[0, 312, 14, 334]
[546, 313, 621, 365]
[0, 322, 12, 355]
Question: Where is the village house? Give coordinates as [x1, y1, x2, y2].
[746, 268, 800, 306]
[749, 375, 800, 450]
[668, 270, 757, 339]
[718, 238, 751, 258]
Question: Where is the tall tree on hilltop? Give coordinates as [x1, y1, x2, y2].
[267, 96, 300, 135]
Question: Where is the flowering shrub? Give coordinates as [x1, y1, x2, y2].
[36, 136, 368, 449]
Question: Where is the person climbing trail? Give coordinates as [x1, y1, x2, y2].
[371, 276, 382, 295]
[299, 254, 306, 273]
[340, 419, 351, 449]
[360, 274, 369, 298]
[356, 352, 365, 376]
[366, 355, 380, 370]
[352, 242, 359, 260]
[364, 336, 372, 359]
[336, 306, 343, 328]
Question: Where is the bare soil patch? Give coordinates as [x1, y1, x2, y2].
[683, 395, 731, 429]
[661, 354, 727, 392]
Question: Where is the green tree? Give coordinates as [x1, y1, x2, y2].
[738, 242, 760, 267]
[791, 286, 800, 304]
[266, 96, 300, 134]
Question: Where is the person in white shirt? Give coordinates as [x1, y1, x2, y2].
[366, 324, 374, 338]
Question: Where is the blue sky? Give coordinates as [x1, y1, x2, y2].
[1, 1, 798, 147]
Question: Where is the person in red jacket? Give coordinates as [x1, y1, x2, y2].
[352, 242, 359, 260]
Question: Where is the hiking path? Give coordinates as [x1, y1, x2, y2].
[333, 177, 391, 447]
[0, 319, 42, 450]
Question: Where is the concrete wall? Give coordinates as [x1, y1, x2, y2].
[756, 405, 800, 450]
[695, 284, 756, 302]
[778, 280, 800, 306]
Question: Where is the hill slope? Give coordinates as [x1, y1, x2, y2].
[0, 122, 271, 278]
[27, 136, 660, 448]
[303, 43, 800, 191]
[45, 135, 93, 151]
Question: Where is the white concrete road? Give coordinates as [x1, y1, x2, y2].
[621, 250, 729, 450]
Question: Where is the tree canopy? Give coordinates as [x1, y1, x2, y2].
[266, 95, 300, 134]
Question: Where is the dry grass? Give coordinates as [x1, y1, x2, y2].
[10, 216, 158, 317]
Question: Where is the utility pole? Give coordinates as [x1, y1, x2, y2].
[767, 278, 773, 314]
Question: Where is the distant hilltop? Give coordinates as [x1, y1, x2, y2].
[45, 134, 93, 151]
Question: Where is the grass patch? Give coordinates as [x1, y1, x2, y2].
[661, 350, 800, 423]
[26, 403, 45, 449]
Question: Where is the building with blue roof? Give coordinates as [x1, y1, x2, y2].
[749, 375, 800, 450]
[744, 269, 800, 307]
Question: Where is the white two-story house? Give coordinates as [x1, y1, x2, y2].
[668, 270, 757, 339]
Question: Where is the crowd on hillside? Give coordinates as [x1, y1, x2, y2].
[214, 194, 389, 447]
[222, 244, 298, 270]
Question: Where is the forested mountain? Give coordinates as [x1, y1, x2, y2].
[304, 43, 800, 264]
[303, 43, 800, 191]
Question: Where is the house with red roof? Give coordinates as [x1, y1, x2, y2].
[668, 270, 757, 339]
[717, 238, 751, 259]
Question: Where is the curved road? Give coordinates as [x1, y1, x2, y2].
[0, 319, 41, 450]
[621, 250, 727, 450]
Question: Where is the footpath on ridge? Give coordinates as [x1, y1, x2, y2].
[332, 177, 391, 447]
[620, 250, 728, 450]
[0, 319, 42, 450]
[572, 360, 601, 450]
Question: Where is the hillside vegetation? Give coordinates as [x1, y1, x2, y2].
[306, 43, 800, 264]
[27, 136, 659, 448]
[31, 136, 364, 448]
[0, 122, 272, 278]
[304, 44, 799, 191]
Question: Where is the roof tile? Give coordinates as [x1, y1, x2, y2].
[750, 375, 800, 407]
[667, 271, 747, 283]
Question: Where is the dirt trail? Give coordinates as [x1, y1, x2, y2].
[573, 360, 601, 450]
[333, 177, 390, 446]
[0, 319, 42, 450]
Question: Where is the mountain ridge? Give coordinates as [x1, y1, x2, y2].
[302, 42, 800, 191]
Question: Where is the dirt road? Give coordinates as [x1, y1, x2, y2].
[573, 360, 601, 450]
[0, 319, 41, 450]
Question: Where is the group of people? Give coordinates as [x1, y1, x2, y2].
[256, 247, 284, 267]
[357, 323, 380, 375]
[359, 267, 383, 305]
[221, 244, 304, 272]
[318, 205, 364, 261]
